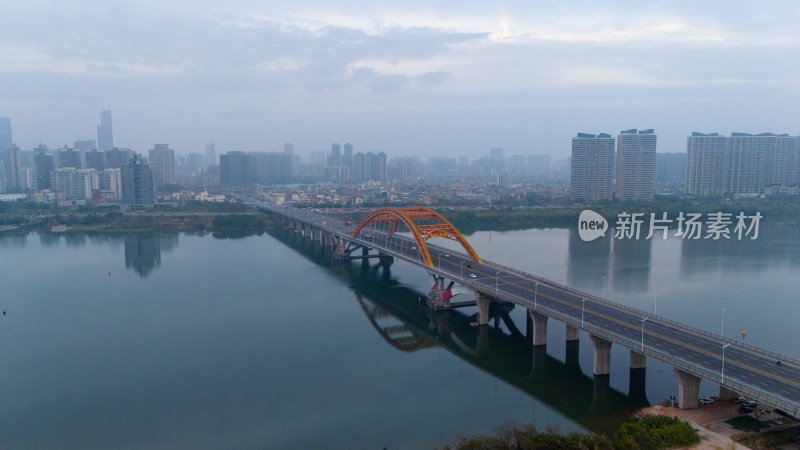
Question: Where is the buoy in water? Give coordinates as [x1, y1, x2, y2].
[108, 272, 111, 276]
[742, 330, 746, 338]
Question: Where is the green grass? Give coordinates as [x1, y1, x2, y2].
[725, 415, 772, 432]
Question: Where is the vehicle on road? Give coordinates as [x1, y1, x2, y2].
[345, 220, 352, 226]
[733, 397, 746, 404]
[469, 274, 477, 278]
[699, 398, 714, 405]
[739, 405, 754, 413]
[467, 264, 475, 268]
[364, 234, 372, 240]
[443, 254, 450, 257]
[742, 401, 758, 408]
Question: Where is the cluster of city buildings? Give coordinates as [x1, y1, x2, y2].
[570, 129, 800, 203]
[1, 111, 798, 210]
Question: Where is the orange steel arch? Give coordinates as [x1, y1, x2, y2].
[351, 206, 482, 268]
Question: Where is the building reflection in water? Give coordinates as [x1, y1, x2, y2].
[680, 223, 800, 280]
[123, 234, 179, 278]
[567, 227, 652, 296]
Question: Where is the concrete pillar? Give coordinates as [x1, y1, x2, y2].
[674, 368, 701, 409]
[719, 386, 736, 401]
[475, 292, 491, 326]
[590, 335, 612, 375]
[566, 324, 580, 341]
[528, 310, 548, 347]
[630, 350, 646, 369]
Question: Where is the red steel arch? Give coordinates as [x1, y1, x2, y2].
[351, 206, 482, 268]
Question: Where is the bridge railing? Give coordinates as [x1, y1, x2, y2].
[423, 241, 800, 370]
[469, 277, 800, 417]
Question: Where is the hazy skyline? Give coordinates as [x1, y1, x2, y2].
[1, 0, 798, 158]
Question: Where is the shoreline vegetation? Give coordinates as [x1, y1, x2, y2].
[442, 415, 699, 450]
[0, 197, 799, 236]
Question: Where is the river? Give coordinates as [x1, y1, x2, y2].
[1, 222, 798, 448]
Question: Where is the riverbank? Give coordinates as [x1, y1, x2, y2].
[639, 402, 800, 449]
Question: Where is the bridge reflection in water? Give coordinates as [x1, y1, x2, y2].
[270, 224, 649, 435]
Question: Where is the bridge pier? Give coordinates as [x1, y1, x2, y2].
[674, 368, 701, 409]
[528, 310, 548, 347]
[719, 386, 736, 401]
[630, 350, 646, 369]
[475, 292, 492, 326]
[378, 252, 394, 266]
[590, 335, 612, 375]
[566, 324, 580, 342]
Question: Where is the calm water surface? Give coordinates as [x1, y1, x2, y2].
[1, 223, 798, 448]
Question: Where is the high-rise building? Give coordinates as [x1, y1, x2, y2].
[655, 153, 686, 184]
[205, 143, 216, 167]
[50, 168, 97, 200]
[570, 133, 615, 203]
[615, 129, 656, 201]
[685, 132, 800, 196]
[104, 148, 134, 169]
[328, 143, 342, 167]
[33, 146, 55, 190]
[97, 110, 114, 149]
[148, 144, 176, 188]
[527, 154, 551, 176]
[352, 152, 387, 181]
[3, 146, 21, 191]
[55, 148, 82, 169]
[0, 117, 13, 151]
[101, 168, 122, 199]
[19, 166, 33, 191]
[343, 143, 353, 170]
[74, 140, 97, 151]
[121, 154, 155, 206]
[310, 151, 325, 165]
[84, 149, 105, 171]
[283, 143, 294, 154]
[219, 151, 252, 185]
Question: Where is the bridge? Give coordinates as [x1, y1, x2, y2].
[269, 223, 647, 434]
[241, 197, 800, 417]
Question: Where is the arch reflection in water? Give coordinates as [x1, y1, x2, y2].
[271, 225, 649, 436]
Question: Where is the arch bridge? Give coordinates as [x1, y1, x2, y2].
[350, 206, 481, 268]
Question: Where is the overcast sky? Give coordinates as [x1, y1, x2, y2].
[1, 0, 798, 159]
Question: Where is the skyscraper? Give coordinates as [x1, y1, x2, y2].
[206, 143, 216, 167]
[97, 110, 114, 150]
[343, 143, 353, 170]
[121, 154, 155, 206]
[615, 129, 656, 201]
[328, 143, 342, 167]
[148, 144, 176, 188]
[33, 146, 55, 190]
[655, 153, 686, 184]
[219, 151, 252, 185]
[0, 117, 12, 151]
[685, 132, 800, 196]
[570, 133, 615, 203]
[3, 146, 21, 191]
